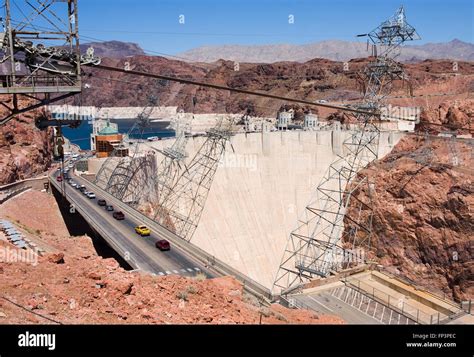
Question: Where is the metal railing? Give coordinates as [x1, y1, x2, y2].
[344, 278, 446, 324]
[373, 266, 462, 309]
[52, 171, 274, 302]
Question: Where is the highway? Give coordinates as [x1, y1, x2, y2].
[50, 167, 216, 279]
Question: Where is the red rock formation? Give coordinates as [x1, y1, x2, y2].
[0, 95, 53, 185]
[345, 101, 473, 301]
[82, 56, 474, 117]
[0, 190, 345, 324]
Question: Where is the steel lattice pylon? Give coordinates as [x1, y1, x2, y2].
[94, 96, 158, 206]
[0, 0, 101, 124]
[150, 113, 190, 227]
[153, 118, 233, 241]
[273, 6, 420, 294]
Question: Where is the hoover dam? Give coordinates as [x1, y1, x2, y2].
[89, 127, 405, 290]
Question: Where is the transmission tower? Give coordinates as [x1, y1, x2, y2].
[94, 96, 158, 205]
[149, 110, 190, 224]
[0, 0, 100, 124]
[273, 6, 420, 294]
[153, 117, 234, 241]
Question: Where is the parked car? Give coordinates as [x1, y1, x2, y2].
[106, 205, 114, 211]
[155, 239, 170, 251]
[70, 182, 77, 188]
[87, 192, 96, 199]
[80, 187, 87, 193]
[98, 199, 106, 206]
[56, 176, 63, 182]
[135, 225, 151, 236]
[113, 211, 125, 220]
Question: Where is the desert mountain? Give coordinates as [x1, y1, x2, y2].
[81, 40, 145, 58]
[177, 39, 474, 63]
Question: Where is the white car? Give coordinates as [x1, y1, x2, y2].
[87, 192, 96, 199]
[71, 182, 77, 188]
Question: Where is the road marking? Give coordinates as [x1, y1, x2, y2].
[308, 295, 334, 313]
[194, 267, 200, 271]
[187, 268, 193, 272]
[165, 271, 172, 275]
[172, 270, 179, 274]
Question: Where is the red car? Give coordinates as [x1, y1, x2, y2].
[113, 211, 125, 220]
[155, 239, 170, 251]
[56, 175, 63, 182]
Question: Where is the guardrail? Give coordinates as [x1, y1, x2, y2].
[0, 186, 32, 204]
[344, 278, 446, 324]
[49, 177, 141, 270]
[0, 175, 49, 192]
[373, 266, 463, 310]
[55, 171, 274, 302]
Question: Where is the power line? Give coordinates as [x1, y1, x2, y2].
[90, 63, 378, 116]
[0, 295, 63, 324]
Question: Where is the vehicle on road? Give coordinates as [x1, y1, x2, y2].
[113, 211, 125, 220]
[87, 192, 96, 199]
[70, 182, 77, 188]
[80, 187, 87, 193]
[83, 190, 89, 196]
[56, 176, 63, 182]
[135, 225, 151, 236]
[98, 199, 106, 206]
[155, 239, 170, 251]
[106, 205, 114, 211]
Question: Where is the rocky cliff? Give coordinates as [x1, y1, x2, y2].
[345, 100, 473, 302]
[0, 96, 53, 185]
[82, 56, 474, 118]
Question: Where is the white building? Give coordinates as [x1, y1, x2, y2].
[304, 113, 318, 129]
[277, 110, 294, 130]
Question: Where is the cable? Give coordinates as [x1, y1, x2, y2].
[0, 295, 63, 324]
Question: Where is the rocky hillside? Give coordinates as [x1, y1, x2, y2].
[177, 39, 474, 63]
[344, 100, 473, 302]
[82, 55, 474, 117]
[0, 96, 53, 185]
[0, 190, 344, 324]
[81, 41, 145, 58]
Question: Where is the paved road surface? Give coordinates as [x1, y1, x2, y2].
[51, 168, 216, 279]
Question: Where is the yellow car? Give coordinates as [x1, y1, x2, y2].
[135, 225, 151, 236]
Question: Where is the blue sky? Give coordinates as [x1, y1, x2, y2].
[12, 0, 474, 55]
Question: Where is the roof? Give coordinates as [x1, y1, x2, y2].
[98, 121, 118, 135]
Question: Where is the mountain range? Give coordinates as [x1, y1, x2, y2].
[176, 39, 474, 63]
[82, 39, 474, 63]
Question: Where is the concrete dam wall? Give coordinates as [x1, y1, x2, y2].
[89, 129, 404, 289]
[150, 129, 404, 290]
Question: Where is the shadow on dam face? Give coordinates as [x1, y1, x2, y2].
[51, 186, 133, 270]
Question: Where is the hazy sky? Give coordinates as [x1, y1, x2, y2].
[10, 0, 474, 55]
